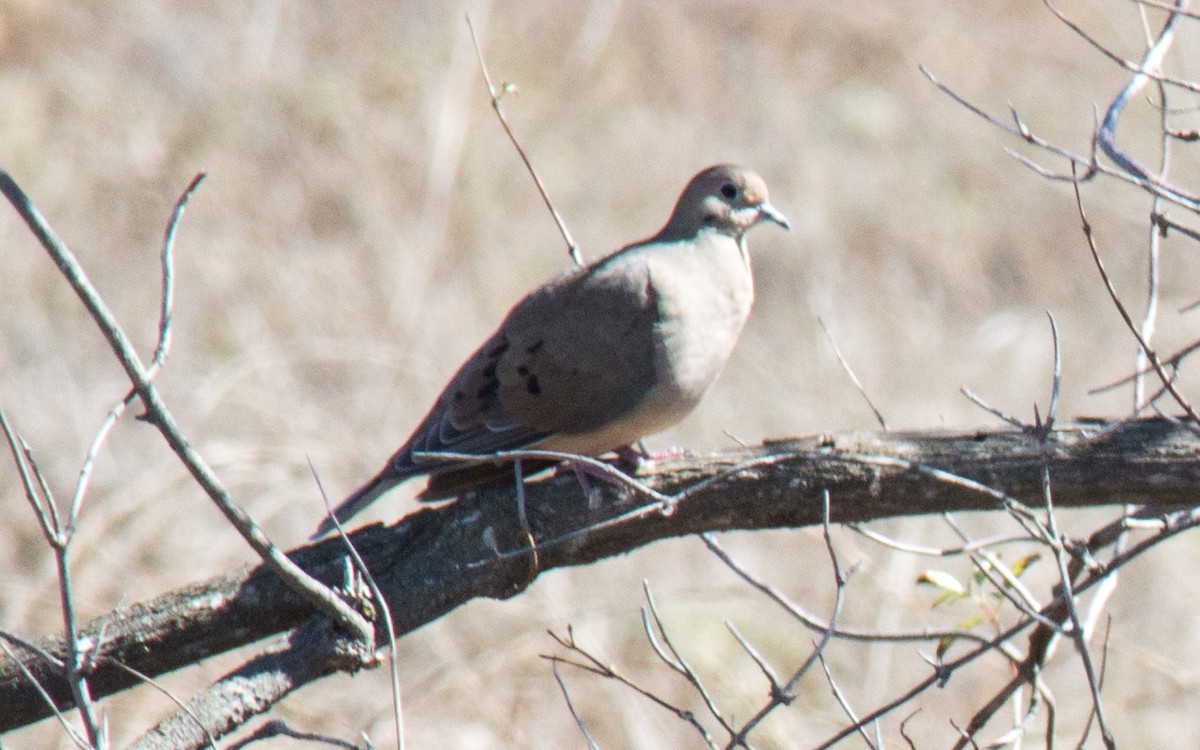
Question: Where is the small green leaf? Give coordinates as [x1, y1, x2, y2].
[1011, 553, 1042, 578]
[936, 634, 958, 659]
[918, 570, 965, 596]
[931, 591, 959, 608]
[956, 614, 983, 631]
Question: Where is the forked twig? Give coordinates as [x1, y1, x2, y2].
[543, 625, 722, 749]
[0, 409, 101, 746]
[72, 173, 204, 521]
[0, 170, 373, 669]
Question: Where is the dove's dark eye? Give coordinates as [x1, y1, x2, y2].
[719, 181, 739, 200]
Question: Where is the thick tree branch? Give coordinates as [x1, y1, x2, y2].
[3, 417, 1199, 731]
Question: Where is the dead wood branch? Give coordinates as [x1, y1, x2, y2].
[3, 417, 1199, 732]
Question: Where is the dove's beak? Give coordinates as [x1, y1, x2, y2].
[758, 202, 791, 231]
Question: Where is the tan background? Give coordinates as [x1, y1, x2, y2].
[3, 1, 1200, 747]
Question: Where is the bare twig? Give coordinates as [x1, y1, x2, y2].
[724, 491, 849, 746]
[107, 660, 219, 750]
[1070, 165, 1200, 430]
[1088, 338, 1200, 396]
[640, 582, 733, 737]
[551, 662, 600, 750]
[1133, 79, 1169, 411]
[543, 625, 722, 749]
[710, 532, 988, 648]
[72, 173, 203, 522]
[514, 458, 540, 580]
[920, 65, 1200, 212]
[1131, 0, 1200, 19]
[1153, 211, 1200, 243]
[310, 460, 404, 750]
[1037, 458, 1116, 749]
[960, 386, 1028, 431]
[849, 524, 1039, 557]
[818, 502, 1200, 748]
[228, 719, 366, 750]
[817, 316, 888, 430]
[465, 13, 582, 266]
[1084, 0, 1200, 207]
[0, 637, 86, 749]
[724, 621, 780, 690]
[0, 409, 103, 747]
[0, 169, 373, 647]
[1074, 618, 1114, 749]
[961, 313, 1059, 439]
[817, 651, 875, 749]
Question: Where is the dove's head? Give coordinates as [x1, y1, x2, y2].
[660, 164, 791, 242]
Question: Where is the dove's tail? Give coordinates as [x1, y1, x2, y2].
[311, 471, 398, 540]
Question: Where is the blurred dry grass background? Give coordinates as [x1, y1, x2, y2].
[3, 0, 1200, 747]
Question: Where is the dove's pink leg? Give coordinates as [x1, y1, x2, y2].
[564, 443, 689, 497]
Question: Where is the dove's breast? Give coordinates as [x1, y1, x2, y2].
[644, 231, 754, 404]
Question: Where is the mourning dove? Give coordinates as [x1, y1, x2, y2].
[315, 164, 789, 536]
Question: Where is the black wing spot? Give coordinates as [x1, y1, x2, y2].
[526, 339, 545, 355]
[517, 364, 530, 376]
[477, 362, 500, 400]
[487, 338, 510, 358]
[477, 379, 500, 400]
[526, 375, 542, 396]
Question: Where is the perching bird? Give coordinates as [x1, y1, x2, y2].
[314, 164, 789, 537]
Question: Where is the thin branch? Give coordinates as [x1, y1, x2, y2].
[465, 13, 582, 266]
[0, 169, 373, 646]
[1153, 211, 1200, 243]
[817, 316, 887, 430]
[227, 719, 365, 750]
[702, 531, 991, 648]
[1088, 337, 1200, 395]
[1131, 0, 1200, 19]
[849, 524, 1039, 558]
[310, 460, 404, 750]
[107, 660, 219, 750]
[1074, 618, 1114, 749]
[725, 491, 849, 746]
[514, 458, 540, 580]
[543, 625, 722, 749]
[640, 583, 733, 737]
[0, 638, 87, 750]
[817, 651, 875, 749]
[1037, 458, 1116, 749]
[920, 65, 1200, 212]
[724, 621, 780, 691]
[0, 409, 102, 746]
[1083, 0, 1200, 207]
[71, 173, 202, 522]
[962, 312, 1058, 439]
[551, 663, 600, 750]
[960, 386, 1028, 432]
[1070, 165, 1200, 430]
[1133, 79, 1169, 411]
[819, 504, 1200, 748]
